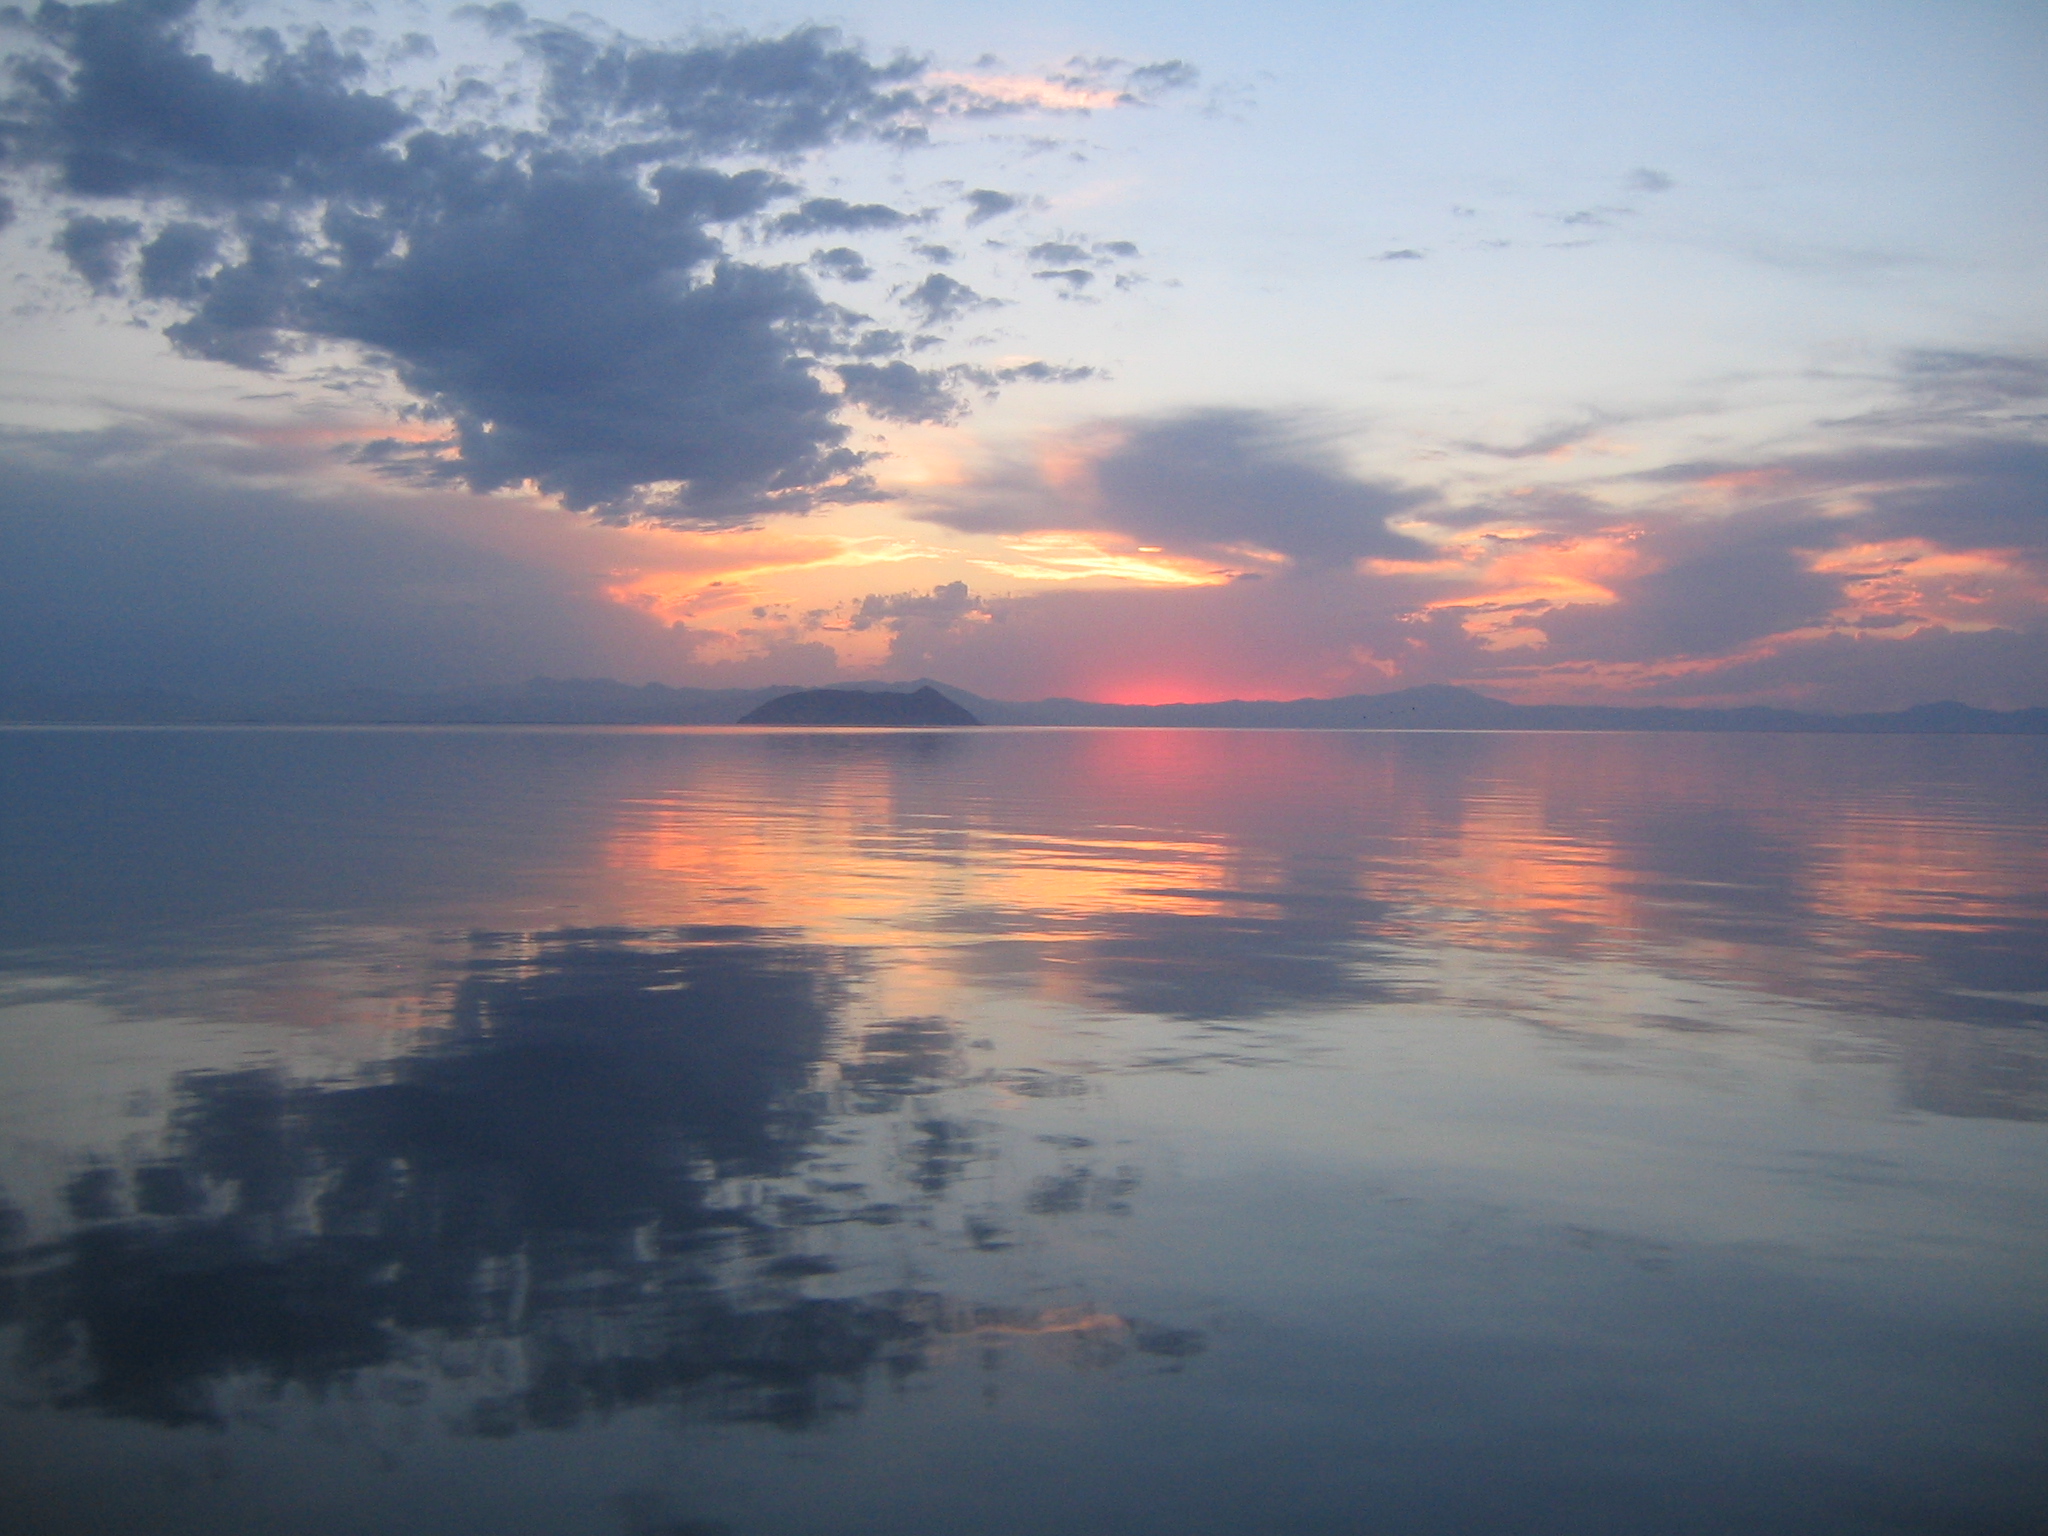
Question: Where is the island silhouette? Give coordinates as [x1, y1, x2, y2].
[738, 685, 981, 727]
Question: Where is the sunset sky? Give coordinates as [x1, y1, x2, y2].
[2, 0, 2043, 707]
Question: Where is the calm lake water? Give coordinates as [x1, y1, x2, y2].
[2, 726, 2044, 1535]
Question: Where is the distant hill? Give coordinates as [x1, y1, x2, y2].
[2, 678, 2043, 734]
[738, 686, 980, 727]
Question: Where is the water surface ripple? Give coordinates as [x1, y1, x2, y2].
[1, 727, 2043, 1534]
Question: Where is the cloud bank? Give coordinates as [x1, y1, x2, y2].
[868, 400, 2048, 708]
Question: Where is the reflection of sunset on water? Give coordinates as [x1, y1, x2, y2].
[579, 729, 2047, 1065]
[5, 724, 2044, 1536]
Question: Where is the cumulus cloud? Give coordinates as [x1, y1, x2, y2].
[963, 189, 1018, 225]
[1120, 60, 1199, 97]
[837, 355, 1096, 421]
[835, 361, 959, 423]
[810, 247, 873, 282]
[0, 3, 1081, 527]
[1034, 267, 1093, 291]
[770, 197, 911, 236]
[16, 1, 414, 202]
[902, 273, 999, 324]
[847, 579, 988, 632]
[919, 408, 1435, 570]
[137, 220, 220, 299]
[54, 213, 142, 293]
[519, 18, 929, 155]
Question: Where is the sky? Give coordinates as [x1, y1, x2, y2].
[1, 0, 2043, 708]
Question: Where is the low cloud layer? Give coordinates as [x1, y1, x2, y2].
[0, 422, 847, 695]
[917, 408, 1435, 570]
[873, 399, 2048, 708]
[4, 389, 2043, 710]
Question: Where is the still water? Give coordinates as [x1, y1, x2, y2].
[1, 726, 2043, 1535]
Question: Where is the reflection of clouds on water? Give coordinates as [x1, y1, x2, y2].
[1, 926, 1199, 1433]
[2, 730, 2044, 1534]
[8, 729, 2043, 1128]
[942, 905, 1409, 1023]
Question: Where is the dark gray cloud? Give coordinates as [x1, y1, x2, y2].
[0, 4, 1070, 526]
[770, 197, 910, 237]
[0, 424, 718, 695]
[903, 272, 997, 324]
[1120, 60, 1198, 96]
[810, 246, 873, 282]
[847, 579, 987, 632]
[54, 212, 141, 292]
[849, 326, 906, 356]
[912, 241, 955, 263]
[15, 0, 413, 201]
[837, 355, 1097, 420]
[220, 164, 874, 518]
[961, 360, 1096, 387]
[1899, 349, 2048, 403]
[1026, 237, 1138, 276]
[835, 361, 958, 423]
[1639, 438, 2048, 551]
[963, 188, 1018, 225]
[1626, 167, 1675, 193]
[137, 219, 219, 299]
[646, 164, 793, 221]
[919, 408, 1434, 569]
[1820, 350, 2048, 437]
[1374, 248, 1424, 262]
[520, 20, 928, 155]
[1534, 509, 1844, 662]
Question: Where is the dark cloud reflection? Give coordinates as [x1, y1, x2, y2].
[2, 926, 1198, 1432]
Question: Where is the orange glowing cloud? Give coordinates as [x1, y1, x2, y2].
[598, 521, 957, 624]
[1371, 528, 1645, 650]
[1811, 539, 2047, 632]
[974, 533, 1239, 587]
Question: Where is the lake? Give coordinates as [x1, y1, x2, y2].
[1, 726, 2043, 1535]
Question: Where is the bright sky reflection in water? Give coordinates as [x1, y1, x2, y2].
[0, 727, 2044, 1535]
